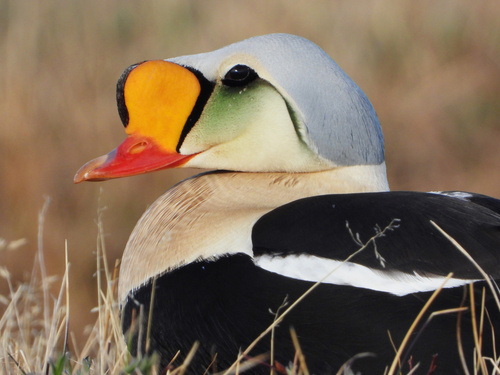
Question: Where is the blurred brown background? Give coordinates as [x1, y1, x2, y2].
[1, 0, 500, 348]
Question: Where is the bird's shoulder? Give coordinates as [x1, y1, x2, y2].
[252, 191, 500, 293]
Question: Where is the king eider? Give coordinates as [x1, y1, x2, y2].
[75, 34, 500, 374]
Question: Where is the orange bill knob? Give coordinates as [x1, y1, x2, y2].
[74, 60, 202, 183]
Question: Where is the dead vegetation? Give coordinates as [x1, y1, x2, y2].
[1, 0, 500, 373]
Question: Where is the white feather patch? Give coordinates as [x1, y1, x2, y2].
[254, 254, 476, 296]
[429, 191, 473, 201]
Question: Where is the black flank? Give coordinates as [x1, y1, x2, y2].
[122, 191, 500, 374]
[122, 254, 498, 374]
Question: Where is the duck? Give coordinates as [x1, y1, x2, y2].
[74, 34, 500, 374]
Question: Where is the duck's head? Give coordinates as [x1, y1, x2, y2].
[74, 33, 384, 182]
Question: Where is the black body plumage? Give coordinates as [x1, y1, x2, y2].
[122, 191, 500, 374]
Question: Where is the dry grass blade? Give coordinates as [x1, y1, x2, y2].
[457, 287, 471, 375]
[484, 357, 500, 373]
[169, 341, 199, 375]
[216, 353, 270, 375]
[0, 200, 147, 375]
[270, 297, 289, 375]
[485, 310, 499, 372]
[386, 273, 454, 375]
[0, 198, 69, 374]
[290, 327, 309, 375]
[430, 221, 500, 313]
[469, 284, 488, 374]
[7, 352, 27, 375]
[63, 240, 70, 356]
[202, 352, 217, 375]
[146, 276, 157, 354]
[335, 353, 376, 375]
[404, 306, 468, 364]
[224, 220, 400, 374]
[430, 221, 500, 375]
[37, 196, 52, 373]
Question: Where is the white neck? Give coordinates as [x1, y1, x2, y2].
[118, 163, 389, 301]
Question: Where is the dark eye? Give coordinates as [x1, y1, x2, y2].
[222, 65, 258, 87]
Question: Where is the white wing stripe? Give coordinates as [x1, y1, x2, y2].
[254, 253, 476, 296]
